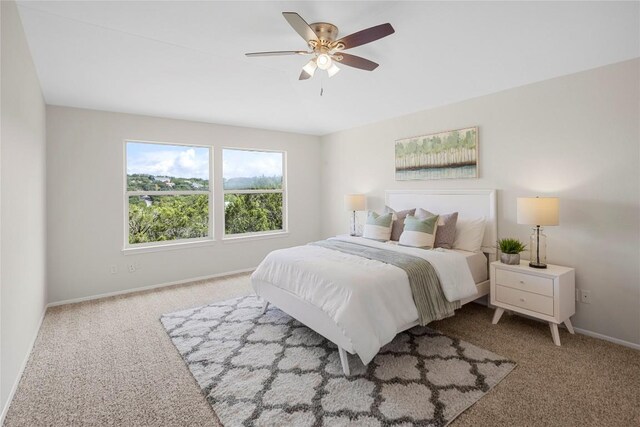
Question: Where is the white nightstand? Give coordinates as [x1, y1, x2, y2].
[490, 260, 576, 346]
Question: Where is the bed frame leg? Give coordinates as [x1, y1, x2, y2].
[261, 301, 269, 314]
[338, 347, 350, 376]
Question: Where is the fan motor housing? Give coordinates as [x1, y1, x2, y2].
[310, 22, 339, 44]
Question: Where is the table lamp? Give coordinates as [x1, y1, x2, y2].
[344, 194, 366, 236]
[517, 197, 559, 269]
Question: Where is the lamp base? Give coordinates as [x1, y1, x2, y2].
[529, 261, 547, 269]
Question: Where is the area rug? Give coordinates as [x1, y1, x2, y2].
[161, 295, 516, 427]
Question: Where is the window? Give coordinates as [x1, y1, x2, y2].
[223, 148, 286, 237]
[125, 141, 212, 247]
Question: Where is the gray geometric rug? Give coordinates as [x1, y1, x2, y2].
[161, 295, 516, 427]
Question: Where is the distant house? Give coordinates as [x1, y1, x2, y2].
[166, 182, 175, 188]
[192, 182, 203, 189]
[140, 195, 152, 207]
[154, 176, 171, 183]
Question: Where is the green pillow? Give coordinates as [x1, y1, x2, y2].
[362, 211, 393, 241]
[399, 214, 439, 248]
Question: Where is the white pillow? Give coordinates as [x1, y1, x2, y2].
[453, 217, 486, 252]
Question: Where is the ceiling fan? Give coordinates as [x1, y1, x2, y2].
[246, 12, 395, 80]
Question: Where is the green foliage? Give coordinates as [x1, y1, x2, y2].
[128, 173, 283, 244]
[127, 174, 209, 191]
[498, 238, 526, 254]
[129, 195, 209, 244]
[223, 176, 282, 190]
[224, 193, 283, 235]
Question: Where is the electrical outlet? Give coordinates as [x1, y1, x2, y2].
[109, 265, 118, 274]
[128, 263, 136, 273]
[580, 290, 592, 304]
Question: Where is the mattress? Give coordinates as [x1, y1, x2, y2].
[383, 241, 488, 284]
[453, 249, 488, 284]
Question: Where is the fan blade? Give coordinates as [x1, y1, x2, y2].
[333, 23, 394, 50]
[334, 53, 379, 71]
[245, 51, 310, 57]
[283, 12, 319, 43]
[299, 69, 312, 80]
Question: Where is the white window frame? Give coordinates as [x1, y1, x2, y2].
[123, 139, 214, 252]
[222, 147, 288, 240]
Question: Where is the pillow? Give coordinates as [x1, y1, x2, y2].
[453, 217, 486, 252]
[385, 206, 416, 241]
[416, 208, 458, 249]
[399, 214, 439, 249]
[362, 211, 393, 241]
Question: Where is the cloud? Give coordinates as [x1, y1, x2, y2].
[127, 144, 283, 180]
[222, 149, 283, 179]
[127, 145, 209, 179]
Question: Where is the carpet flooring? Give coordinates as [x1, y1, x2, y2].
[4, 273, 640, 426]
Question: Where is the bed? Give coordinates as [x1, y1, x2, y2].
[251, 189, 497, 375]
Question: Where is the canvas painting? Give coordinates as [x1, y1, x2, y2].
[395, 127, 478, 180]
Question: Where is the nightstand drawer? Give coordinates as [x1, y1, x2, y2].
[495, 269, 553, 297]
[496, 285, 554, 316]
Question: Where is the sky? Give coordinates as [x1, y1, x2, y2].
[126, 142, 282, 179]
[222, 149, 282, 180]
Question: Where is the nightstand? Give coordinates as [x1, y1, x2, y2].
[490, 260, 576, 346]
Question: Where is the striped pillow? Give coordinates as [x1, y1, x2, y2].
[362, 211, 393, 241]
[416, 208, 458, 249]
[385, 206, 416, 241]
[399, 214, 439, 249]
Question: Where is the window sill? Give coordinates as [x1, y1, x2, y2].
[122, 239, 216, 255]
[222, 231, 289, 243]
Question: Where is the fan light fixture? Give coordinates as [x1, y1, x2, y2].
[302, 60, 317, 77]
[316, 53, 332, 70]
[327, 63, 340, 78]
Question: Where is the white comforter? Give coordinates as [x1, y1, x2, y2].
[250, 236, 477, 365]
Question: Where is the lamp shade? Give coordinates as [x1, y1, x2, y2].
[344, 194, 366, 211]
[517, 197, 559, 226]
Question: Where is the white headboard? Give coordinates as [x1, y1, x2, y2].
[385, 189, 497, 254]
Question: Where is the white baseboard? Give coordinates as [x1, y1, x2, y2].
[495, 307, 640, 351]
[573, 327, 640, 350]
[47, 268, 256, 307]
[1, 306, 48, 425]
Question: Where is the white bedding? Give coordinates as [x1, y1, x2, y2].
[453, 249, 488, 283]
[250, 235, 477, 365]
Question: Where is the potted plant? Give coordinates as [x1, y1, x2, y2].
[498, 238, 526, 265]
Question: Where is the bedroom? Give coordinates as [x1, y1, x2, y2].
[1, 1, 639, 426]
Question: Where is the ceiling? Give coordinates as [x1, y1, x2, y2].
[17, 1, 640, 136]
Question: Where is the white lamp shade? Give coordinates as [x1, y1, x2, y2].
[327, 63, 340, 78]
[344, 194, 366, 211]
[517, 197, 559, 226]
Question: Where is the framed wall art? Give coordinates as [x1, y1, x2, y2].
[395, 126, 478, 180]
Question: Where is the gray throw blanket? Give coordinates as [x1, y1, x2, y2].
[310, 239, 460, 325]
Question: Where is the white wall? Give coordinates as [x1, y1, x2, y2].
[320, 59, 640, 346]
[0, 0, 48, 417]
[45, 106, 321, 303]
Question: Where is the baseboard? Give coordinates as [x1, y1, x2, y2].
[1, 305, 48, 425]
[47, 267, 256, 307]
[494, 308, 640, 351]
[573, 327, 640, 351]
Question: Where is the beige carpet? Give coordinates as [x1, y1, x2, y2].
[4, 273, 640, 426]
